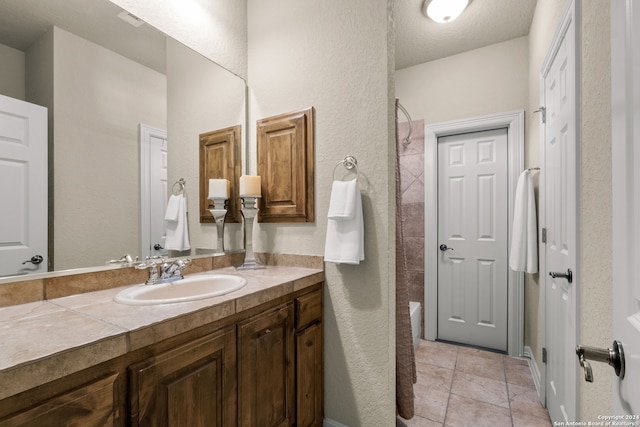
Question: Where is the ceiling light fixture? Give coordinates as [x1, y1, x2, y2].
[423, 0, 469, 24]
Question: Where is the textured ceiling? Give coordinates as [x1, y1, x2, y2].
[0, 0, 166, 73]
[1, 1, 536, 76]
[395, 0, 537, 70]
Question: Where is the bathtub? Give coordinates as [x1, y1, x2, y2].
[409, 301, 421, 350]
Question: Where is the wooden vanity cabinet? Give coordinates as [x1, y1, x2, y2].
[128, 326, 237, 427]
[0, 282, 323, 427]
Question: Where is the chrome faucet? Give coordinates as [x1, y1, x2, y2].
[160, 259, 191, 281]
[135, 258, 191, 285]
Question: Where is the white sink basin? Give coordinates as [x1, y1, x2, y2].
[114, 273, 247, 305]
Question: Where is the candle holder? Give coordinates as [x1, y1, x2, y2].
[237, 196, 265, 270]
[208, 197, 228, 253]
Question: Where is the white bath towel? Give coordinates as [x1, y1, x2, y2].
[324, 180, 364, 264]
[165, 194, 191, 251]
[164, 195, 181, 221]
[327, 179, 358, 220]
[510, 170, 538, 273]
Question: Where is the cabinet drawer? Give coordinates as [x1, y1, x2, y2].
[295, 290, 322, 330]
[0, 373, 120, 426]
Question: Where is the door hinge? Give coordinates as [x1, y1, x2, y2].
[542, 347, 548, 364]
[534, 106, 546, 124]
[541, 228, 547, 244]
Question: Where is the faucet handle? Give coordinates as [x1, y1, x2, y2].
[135, 260, 156, 269]
[135, 261, 159, 284]
[108, 254, 134, 264]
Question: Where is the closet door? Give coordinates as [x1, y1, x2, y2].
[437, 128, 509, 351]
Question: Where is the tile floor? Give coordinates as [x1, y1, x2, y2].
[397, 339, 552, 427]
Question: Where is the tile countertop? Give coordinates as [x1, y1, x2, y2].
[0, 265, 324, 401]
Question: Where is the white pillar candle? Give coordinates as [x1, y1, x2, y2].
[239, 175, 261, 196]
[209, 178, 229, 198]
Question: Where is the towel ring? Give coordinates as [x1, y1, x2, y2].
[172, 178, 186, 195]
[332, 156, 359, 181]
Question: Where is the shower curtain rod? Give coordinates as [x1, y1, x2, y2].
[397, 102, 413, 145]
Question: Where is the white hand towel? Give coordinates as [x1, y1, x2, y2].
[165, 194, 191, 251]
[509, 170, 538, 273]
[324, 181, 364, 264]
[164, 194, 181, 221]
[327, 179, 358, 220]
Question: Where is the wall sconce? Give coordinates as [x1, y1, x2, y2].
[423, 0, 469, 23]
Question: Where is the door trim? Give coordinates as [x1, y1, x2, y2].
[424, 110, 525, 357]
[140, 123, 168, 260]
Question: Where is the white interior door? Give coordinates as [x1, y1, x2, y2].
[611, 0, 640, 415]
[541, 2, 577, 422]
[140, 124, 168, 260]
[437, 128, 509, 352]
[0, 94, 47, 277]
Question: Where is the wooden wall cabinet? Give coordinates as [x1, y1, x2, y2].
[257, 107, 315, 223]
[199, 125, 242, 223]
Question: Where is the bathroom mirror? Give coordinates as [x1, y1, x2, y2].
[0, 0, 246, 278]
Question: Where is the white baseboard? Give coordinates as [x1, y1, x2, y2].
[324, 418, 350, 427]
[523, 345, 545, 407]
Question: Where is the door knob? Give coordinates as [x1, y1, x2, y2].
[549, 268, 572, 283]
[22, 255, 43, 265]
[576, 340, 625, 383]
[439, 244, 453, 252]
[153, 244, 164, 250]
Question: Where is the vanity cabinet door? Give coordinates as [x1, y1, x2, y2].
[295, 290, 323, 427]
[296, 322, 323, 427]
[0, 373, 120, 427]
[237, 303, 295, 427]
[128, 327, 236, 427]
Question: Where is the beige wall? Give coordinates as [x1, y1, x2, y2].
[247, 0, 396, 425]
[578, 0, 611, 420]
[0, 44, 25, 100]
[396, 36, 529, 125]
[166, 38, 246, 253]
[41, 27, 167, 270]
[108, 0, 247, 80]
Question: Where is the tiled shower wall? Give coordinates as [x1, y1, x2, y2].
[398, 120, 425, 337]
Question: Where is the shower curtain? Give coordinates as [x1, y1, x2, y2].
[395, 99, 416, 419]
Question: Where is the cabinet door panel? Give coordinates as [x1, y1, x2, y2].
[238, 304, 294, 427]
[0, 373, 119, 427]
[129, 328, 236, 427]
[296, 322, 323, 427]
